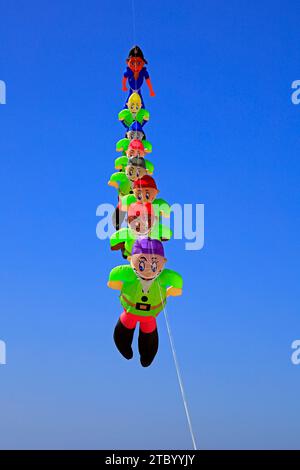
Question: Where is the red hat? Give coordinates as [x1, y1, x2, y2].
[133, 175, 158, 190]
[128, 139, 145, 152]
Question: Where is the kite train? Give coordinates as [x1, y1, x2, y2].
[107, 46, 183, 367]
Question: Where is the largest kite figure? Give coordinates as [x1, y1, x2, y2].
[107, 46, 183, 367]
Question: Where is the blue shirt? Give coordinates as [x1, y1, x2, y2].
[124, 66, 150, 91]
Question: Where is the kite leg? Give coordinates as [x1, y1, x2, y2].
[138, 319, 159, 367]
[113, 313, 137, 360]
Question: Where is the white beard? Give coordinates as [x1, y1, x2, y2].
[139, 278, 155, 293]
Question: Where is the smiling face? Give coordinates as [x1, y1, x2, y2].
[126, 130, 144, 141]
[131, 253, 166, 281]
[133, 187, 158, 204]
[125, 164, 147, 182]
[127, 57, 145, 74]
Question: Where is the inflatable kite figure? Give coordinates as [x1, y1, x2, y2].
[121, 175, 171, 219]
[108, 156, 148, 230]
[119, 92, 150, 129]
[115, 139, 154, 174]
[108, 238, 182, 367]
[104, 45, 183, 371]
[116, 121, 152, 156]
[110, 202, 172, 258]
[109, 156, 147, 196]
[122, 45, 155, 108]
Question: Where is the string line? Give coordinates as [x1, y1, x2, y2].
[130, 0, 197, 451]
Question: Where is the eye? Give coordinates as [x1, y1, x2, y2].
[151, 261, 157, 273]
[129, 168, 133, 175]
[136, 169, 140, 177]
[139, 260, 145, 271]
[146, 191, 150, 200]
[137, 192, 142, 200]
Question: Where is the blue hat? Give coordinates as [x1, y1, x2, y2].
[129, 121, 144, 133]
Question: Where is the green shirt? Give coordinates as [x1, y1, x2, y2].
[121, 196, 171, 217]
[109, 265, 183, 317]
[110, 224, 172, 257]
[118, 108, 150, 128]
[114, 156, 154, 175]
[109, 172, 132, 197]
[116, 138, 152, 156]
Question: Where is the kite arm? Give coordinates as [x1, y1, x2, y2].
[146, 78, 155, 97]
[118, 110, 129, 129]
[164, 270, 183, 298]
[118, 116, 129, 130]
[166, 287, 182, 297]
[141, 109, 150, 126]
[107, 280, 123, 290]
[108, 180, 119, 189]
[122, 76, 128, 91]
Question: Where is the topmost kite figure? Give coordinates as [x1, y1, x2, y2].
[122, 45, 155, 108]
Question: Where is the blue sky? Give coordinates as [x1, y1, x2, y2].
[0, 0, 300, 449]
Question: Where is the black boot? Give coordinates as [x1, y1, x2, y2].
[113, 319, 135, 360]
[138, 328, 159, 367]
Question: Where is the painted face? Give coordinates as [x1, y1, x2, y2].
[126, 131, 144, 141]
[128, 214, 153, 237]
[131, 254, 166, 281]
[128, 101, 140, 114]
[125, 164, 147, 182]
[133, 187, 158, 203]
[126, 147, 145, 158]
[127, 57, 145, 74]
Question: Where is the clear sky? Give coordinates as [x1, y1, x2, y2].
[0, 0, 300, 450]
